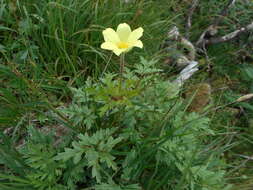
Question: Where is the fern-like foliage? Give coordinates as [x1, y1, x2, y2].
[0, 58, 230, 190]
[55, 128, 123, 183]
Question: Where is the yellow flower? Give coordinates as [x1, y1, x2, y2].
[101, 23, 143, 56]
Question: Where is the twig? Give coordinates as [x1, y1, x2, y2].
[186, 0, 199, 39]
[164, 26, 199, 86]
[201, 93, 253, 118]
[227, 154, 253, 175]
[173, 61, 199, 87]
[204, 21, 253, 45]
[237, 154, 253, 160]
[196, 0, 237, 47]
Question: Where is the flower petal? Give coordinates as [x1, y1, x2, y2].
[101, 42, 117, 50]
[113, 48, 125, 56]
[133, 40, 143, 48]
[128, 27, 144, 43]
[102, 28, 120, 43]
[116, 23, 131, 42]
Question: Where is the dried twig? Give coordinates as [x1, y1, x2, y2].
[203, 21, 253, 45]
[173, 61, 199, 87]
[196, 0, 237, 47]
[227, 154, 253, 175]
[163, 26, 199, 86]
[186, 0, 199, 39]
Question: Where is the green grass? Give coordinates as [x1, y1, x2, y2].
[1, 0, 253, 189]
[0, 0, 177, 127]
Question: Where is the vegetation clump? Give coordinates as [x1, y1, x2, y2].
[1, 0, 253, 189]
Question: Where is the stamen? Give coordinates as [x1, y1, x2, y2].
[117, 42, 129, 49]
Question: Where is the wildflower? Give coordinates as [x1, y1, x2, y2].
[101, 23, 143, 56]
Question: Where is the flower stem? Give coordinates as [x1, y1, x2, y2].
[119, 53, 125, 90]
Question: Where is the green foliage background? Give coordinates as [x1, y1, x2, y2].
[0, 0, 253, 189]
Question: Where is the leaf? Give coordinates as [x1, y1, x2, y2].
[242, 65, 253, 79]
[0, 25, 17, 32]
[100, 153, 117, 170]
[92, 164, 101, 183]
[73, 152, 83, 164]
[0, 174, 29, 183]
[54, 148, 80, 162]
[95, 183, 122, 190]
[0, 43, 6, 52]
[95, 183, 141, 190]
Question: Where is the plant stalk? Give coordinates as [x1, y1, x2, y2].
[119, 53, 125, 90]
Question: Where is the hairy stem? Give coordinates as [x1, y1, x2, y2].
[119, 53, 125, 90]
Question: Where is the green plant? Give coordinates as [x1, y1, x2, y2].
[2, 0, 253, 189]
[1, 58, 230, 189]
[0, 0, 175, 129]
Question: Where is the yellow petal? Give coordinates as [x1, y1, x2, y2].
[116, 23, 131, 42]
[113, 48, 125, 56]
[101, 42, 117, 50]
[102, 28, 120, 43]
[128, 27, 144, 43]
[133, 40, 143, 48]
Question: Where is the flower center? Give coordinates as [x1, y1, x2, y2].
[117, 42, 129, 49]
